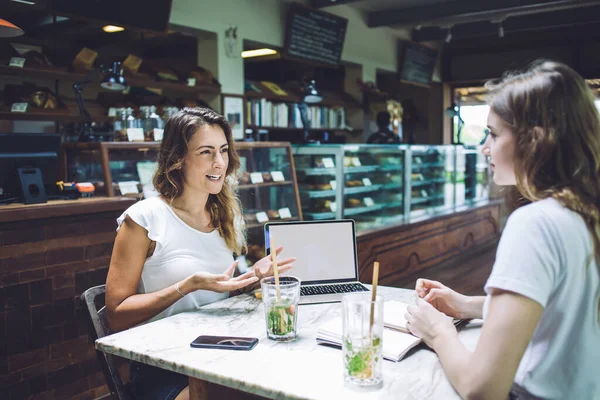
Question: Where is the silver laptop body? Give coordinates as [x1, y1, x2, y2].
[264, 219, 369, 305]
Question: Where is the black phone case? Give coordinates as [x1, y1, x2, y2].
[190, 335, 258, 351]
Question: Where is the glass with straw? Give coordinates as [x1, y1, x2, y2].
[261, 235, 300, 342]
[341, 261, 383, 388]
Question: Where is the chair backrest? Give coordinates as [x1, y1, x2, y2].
[81, 284, 130, 400]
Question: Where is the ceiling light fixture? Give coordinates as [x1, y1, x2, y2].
[103, 25, 124, 33]
[10, 0, 36, 5]
[241, 48, 278, 58]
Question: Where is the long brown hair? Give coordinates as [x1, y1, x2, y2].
[153, 107, 246, 254]
[486, 60, 600, 273]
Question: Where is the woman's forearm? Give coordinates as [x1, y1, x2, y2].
[464, 296, 486, 319]
[108, 277, 193, 332]
[432, 330, 478, 398]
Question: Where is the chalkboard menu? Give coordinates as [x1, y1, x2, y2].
[399, 41, 438, 86]
[284, 4, 348, 66]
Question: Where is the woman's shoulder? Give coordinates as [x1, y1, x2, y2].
[508, 198, 586, 235]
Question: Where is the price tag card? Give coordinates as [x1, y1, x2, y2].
[250, 172, 264, 184]
[351, 157, 362, 166]
[9, 57, 25, 68]
[421, 190, 428, 197]
[329, 180, 337, 190]
[256, 212, 269, 223]
[415, 157, 423, 164]
[329, 202, 337, 212]
[126, 128, 144, 141]
[362, 178, 372, 186]
[153, 128, 164, 141]
[118, 181, 139, 195]
[364, 197, 375, 207]
[278, 207, 292, 219]
[187, 77, 196, 87]
[107, 107, 117, 117]
[322, 158, 335, 168]
[11, 103, 28, 113]
[271, 171, 285, 182]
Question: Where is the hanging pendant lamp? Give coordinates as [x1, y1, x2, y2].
[0, 18, 24, 37]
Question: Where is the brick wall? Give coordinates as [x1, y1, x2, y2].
[0, 210, 128, 400]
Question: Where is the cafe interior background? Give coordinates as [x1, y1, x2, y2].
[1, 0, 600, 398]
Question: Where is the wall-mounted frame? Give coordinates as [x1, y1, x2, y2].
[221, 94, 245, 140]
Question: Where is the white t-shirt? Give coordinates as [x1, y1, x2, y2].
[483, 198, 600, 399]
[117, 197, 232, 324]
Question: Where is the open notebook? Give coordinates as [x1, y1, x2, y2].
[316, 300, 462, 362]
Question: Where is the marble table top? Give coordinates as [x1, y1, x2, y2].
[96, 286, 483, 399]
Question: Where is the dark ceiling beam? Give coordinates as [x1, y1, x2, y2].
[412, 5, 600, 42]
[311, 0, 362, 8]
[368, 0, 600, 28]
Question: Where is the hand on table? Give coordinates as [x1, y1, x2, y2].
[405, 297, 456, 348]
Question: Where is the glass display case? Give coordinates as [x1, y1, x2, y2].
[408, 145, 455, 217]
[293, 144, 408, 231]
[455, 145, 490, 206]
[294, 144, 489, 232]
[60, 141, 302, 268]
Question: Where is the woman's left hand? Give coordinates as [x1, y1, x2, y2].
[405, 297, 456, 348]
[253, 246, 296, 281]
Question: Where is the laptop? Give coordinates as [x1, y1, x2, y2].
[264, 219, 370, 305]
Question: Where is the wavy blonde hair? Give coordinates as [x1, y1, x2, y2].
[153, 107, 246, 254]
[486, 60, 600, 283]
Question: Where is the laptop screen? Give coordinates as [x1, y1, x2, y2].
[264, 220, 358, 285]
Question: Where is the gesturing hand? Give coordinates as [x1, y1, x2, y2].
[415, 278, 469, 319]
[191, 260, 258, 293]
[253, 246, 296, 281]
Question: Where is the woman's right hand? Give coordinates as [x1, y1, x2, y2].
[415, 279, 471, 319]
[187, 260, 259, 294]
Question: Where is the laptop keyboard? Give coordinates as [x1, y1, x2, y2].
[300, 283, 369, 296]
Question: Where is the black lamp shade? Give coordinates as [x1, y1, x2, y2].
[303, 80, 322, 104]
[101, 61, 127, 91]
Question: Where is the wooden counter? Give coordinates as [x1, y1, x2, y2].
[0, 197, 137, 223]
[357, 200, 502, 287]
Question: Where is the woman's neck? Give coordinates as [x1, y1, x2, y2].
[169, 188, 210, 218]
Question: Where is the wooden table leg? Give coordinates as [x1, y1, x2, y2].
[189, 377, 209, 400]
[189, 376, 268, 400]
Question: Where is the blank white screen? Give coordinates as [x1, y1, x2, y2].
[266, 221, 357, 283]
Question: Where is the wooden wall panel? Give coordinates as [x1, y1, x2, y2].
[357, 203, 501, 287]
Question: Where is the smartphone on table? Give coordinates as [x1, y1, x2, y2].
[190, 335, 259, 351]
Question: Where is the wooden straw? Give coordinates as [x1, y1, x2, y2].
[269, 234, 281, 301]
[369, 261, 380, 332]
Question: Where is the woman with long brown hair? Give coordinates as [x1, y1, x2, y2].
[105, 107, 295, 400]
[407, 61, 599, 399]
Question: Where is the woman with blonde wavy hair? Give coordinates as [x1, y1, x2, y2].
[406, 61, 599, 399]
[105, 107, 295, 400]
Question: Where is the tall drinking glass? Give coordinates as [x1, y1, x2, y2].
[341, 293, 384, 389]
[261, 276, 300, 342]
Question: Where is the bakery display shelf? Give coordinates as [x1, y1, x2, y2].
[410, 193, 445, 205]
[377, 165, 403, 172]
[303, 211, 337, 220]
[343, 185, 382, 195]
[295, 167, 337, 176]
[301, 189, 336, 199]
[238, 181, 294, 190]
[411, 178, 447, 188]
[411, 162, 446, 169]
[344, 204, 386, 217]
[380, 182, 403, 190]
[344, 166, 379, 174]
